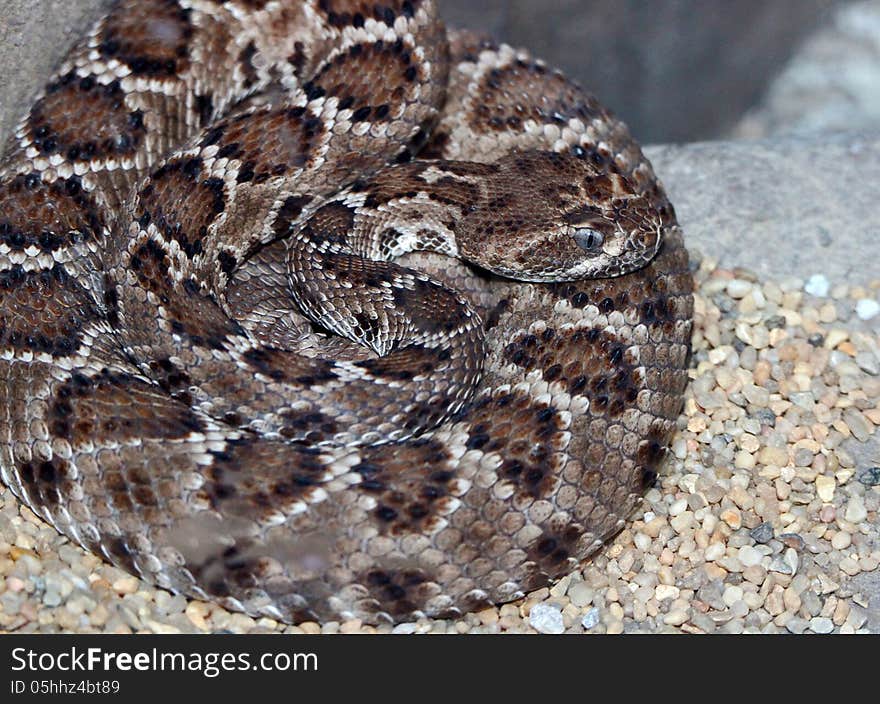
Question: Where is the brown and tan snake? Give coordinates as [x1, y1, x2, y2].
[0, 0, 693, 623]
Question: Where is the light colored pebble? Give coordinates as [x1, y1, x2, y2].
[581, 608, 600, 630]
[783, 588, 802, 613]
[633, 532, 652, 552]
[855, 298, 880, 320]
[824, 328, 850, 350]
[815, 475, 836, 502]
[111, 576, 139, 595]
[606, 620, 624, 635]
[735, 451, 756, 469]
[769, 548, 799, 576]
[720, 508, 742, 530]
[788, 392, 814, 410]
[388, 623, 415, 634]
[670, 512, 694, 532]
[340, 619, 364, 633]
[722, 585, 744, 607]
[184, 602, 210, 631]
[831, 531, 851, 551]
[655, 584, 680, 601]
[743, 384, 770, 406]
[765, 589, 784, 616]
[758, 446, 789, 467]
[785, 617, 809, 634]
[804, 274, 830, 297]
[664, 609, 689, 626]
[743, 565, 766, 585]
[856, 353, 879, 376]
[669, 498, 688, 517]
[845, 496, 868, 524]
[568, 581, 593, 608]
[839, 558, 861, 576]
[727, 279, 753, 299]
[528, 603, 564, 634]
[704, 542, 725, 561]
[809, 617, 834, 634]
[145, 620, 181, 635]
[738, 545, 763, 567]
[843, 409, 872, 442]
[549, 575, 571, 599]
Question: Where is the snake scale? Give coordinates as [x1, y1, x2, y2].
[0, 0, 693, 624]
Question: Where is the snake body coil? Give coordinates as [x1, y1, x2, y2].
[0, 0, 693, 623]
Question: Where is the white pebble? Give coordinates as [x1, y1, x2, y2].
[581, 608, 600, 630]
[815, 475, 836, 503]
[726, 279, 753, 299]
[769, 548, 799, 576]
[809, 617, 834, 634]
[722, 585, 744, 607]
[738, 545, 763, 567]
[668, 498, 688, 517]
[655, 584, 680, 601]
[783, 548, 800, 576]
[670, 512, 694, 532]
[804, 274, 830, 297]
[704, 543, 725, 561]
[528, 603, 565, 634]
[831, 531, 852, 550]
[856, 298, 880, 320]
[664, 610, 689, 626]
[845, 496, 868, 524]
[568, 581, 594, 607]
[633, 532, 652, 552]
[112, 576, 139, 595]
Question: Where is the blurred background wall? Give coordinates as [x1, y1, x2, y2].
[0, 0, 849, 145]
[442, 0, 844, 142]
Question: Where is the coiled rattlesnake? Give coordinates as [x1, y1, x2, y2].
[0, 0, 693, 623]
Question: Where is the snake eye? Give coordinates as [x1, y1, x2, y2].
[573, 228, 604, 252]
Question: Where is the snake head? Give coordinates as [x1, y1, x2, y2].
[460, 151, 667, 283]
[557, 184, 666, 280]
